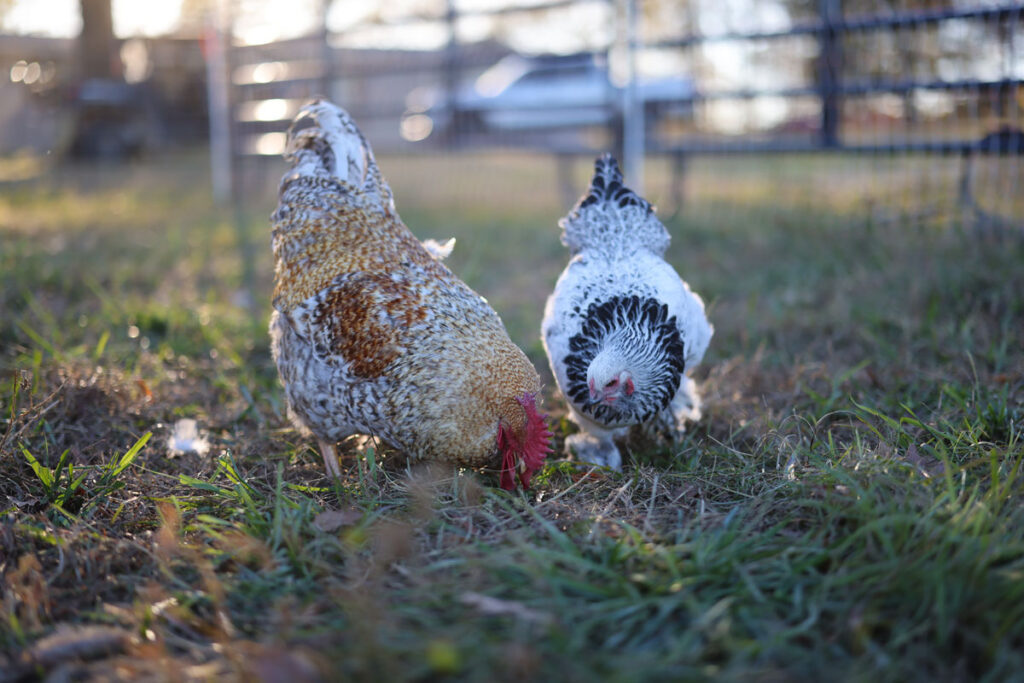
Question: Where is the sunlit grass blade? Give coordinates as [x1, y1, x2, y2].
[108, 431, 151, 478]
[93, 330, 110, 360]
[16, 319, 59, 357]
[19, 443, 53, 489]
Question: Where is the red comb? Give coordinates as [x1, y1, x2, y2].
[499, 393, 553, 491]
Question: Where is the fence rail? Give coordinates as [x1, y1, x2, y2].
[655, 5, 1023, 48]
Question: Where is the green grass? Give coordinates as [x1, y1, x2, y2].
[1, 149, 1022, 681]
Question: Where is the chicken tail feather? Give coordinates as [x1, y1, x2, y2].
[558, 154, 667, 256]
[573, 153, 651, 216]
[280, 98, 394, 212]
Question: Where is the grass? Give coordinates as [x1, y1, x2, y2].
[1, 148, 1022, 681]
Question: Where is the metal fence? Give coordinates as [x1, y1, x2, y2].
[212, 0, 1024, 231]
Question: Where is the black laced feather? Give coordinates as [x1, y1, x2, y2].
[573, 154, 653, 215]
[563, 295, 685, 425]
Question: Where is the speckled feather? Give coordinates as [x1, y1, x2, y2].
[541, 155, 713, 468]
[270, 100, 547, 474]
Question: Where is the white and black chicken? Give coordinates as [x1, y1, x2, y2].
[542, 154, 713, 470]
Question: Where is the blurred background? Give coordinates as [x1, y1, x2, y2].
[0, 0, 1021, 248]
[0, 0, 1021, 227]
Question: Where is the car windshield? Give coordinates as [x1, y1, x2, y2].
[474, 56, 531, 97]
[519, 66, 599, 84]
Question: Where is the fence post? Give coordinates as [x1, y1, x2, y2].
[205, 1, 232, 204]
[443, 0, 460, 144]
[319, 0, 333, 98]
[818, 0, 842, 148]
[622, 0, 644, 192]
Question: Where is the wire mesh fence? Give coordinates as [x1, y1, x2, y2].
[213, 0, 1023, 232]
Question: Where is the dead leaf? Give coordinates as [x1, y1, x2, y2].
[26, 624, 133, 668]
[571, 470, 606, 483]
[154, 502, 181, 560]
[902, 443, 946, 479]
[460, 592, 552, 625]
[231, 642, 325, 683]
[8, 555, 48, 630]
[371, 520, 415, 568]
[215, 531, 274, 569]
[135, 379, 153, 400]
[312, 507, 361, 532]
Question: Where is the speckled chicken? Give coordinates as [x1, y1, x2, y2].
[542, 155, 712, 470]
[270, 100, 551, 489]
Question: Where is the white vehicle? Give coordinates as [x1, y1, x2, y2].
[401, 53, 695, 142]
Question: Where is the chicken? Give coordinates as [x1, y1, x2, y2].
[541, 154, 712, 470]
[269, 100, 551, 489]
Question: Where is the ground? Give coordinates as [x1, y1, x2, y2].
[0, 150, 1022, 681]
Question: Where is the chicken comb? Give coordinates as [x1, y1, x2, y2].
[573, 153, 652, 215]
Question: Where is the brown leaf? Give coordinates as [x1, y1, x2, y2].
[571, 470, 606, 483]
[231, 642, 325, 683]
[902, 443, 945, 479]
[8, 555, 48, 630]
[312, 507, 361, 532]
[27, 625, 133, 668]
[154, 502, 181, 561]
[460, 592, 552, 625]
[215, 531, 274, 569]
[371, 520, 415, 568]
[904, 443, 924, 466]
[135, 379, 153, 400]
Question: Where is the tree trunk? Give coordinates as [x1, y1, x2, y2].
[78, 0, 120, 80]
